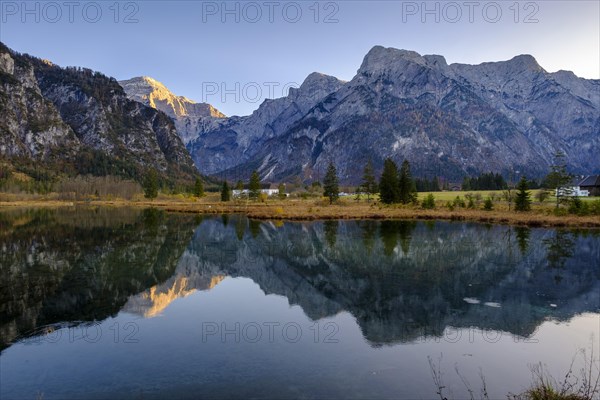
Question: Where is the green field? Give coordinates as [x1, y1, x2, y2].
[416, 190, 599, 203]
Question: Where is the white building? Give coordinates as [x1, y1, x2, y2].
[232, 189, 279, 198]
[555, 179, 590, 197]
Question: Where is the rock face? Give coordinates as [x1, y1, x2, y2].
[187, 46, 599, 183]
[119, 76, 226, 145]
[0, 43, 197, 182]
[0, 46, 80, 161]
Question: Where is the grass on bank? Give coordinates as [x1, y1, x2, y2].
[430, 344, 600, 400]
[1, 189, 599, 228]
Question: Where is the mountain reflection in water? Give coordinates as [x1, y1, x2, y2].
[1, 209, 598, 350]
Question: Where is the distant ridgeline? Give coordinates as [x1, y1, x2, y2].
[176, 46, 599, 184]
[0, 42, 198, 188]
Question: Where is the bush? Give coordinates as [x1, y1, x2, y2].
[568, 197, 584, 215]
[421, 193, 435, 209]
[590, 200, 600, 216]
[464, 193, 476, 208]
[535, 190, 550, 203]
[467, 197, 475, 209]
[483, 197, 494, 211]
[453, 196, 466, 208]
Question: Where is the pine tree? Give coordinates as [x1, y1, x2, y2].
[514, 176, 532, 212]
[361, 159, 377, 202]
[143, 169, 158, 199]
[220, 181, 231, 202]
[249, 170, 261, 200]
[545, 151, 573, 208]
[421, 193, 435, 209]
[431, 176, 441, 192]
[193, 177, 204, 198]
[278, 183, 286, 200]
[398, 159, 417, 204]
[379, 158, 400, 204]
[323, 162, 339, 205]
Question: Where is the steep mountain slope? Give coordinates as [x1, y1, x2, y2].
[188, 46, 599, 183]
[0, 45, 80, 162]
[187, 72, 347, 179]
[119, 76, 226, 145]
[0, 42, 198, 183]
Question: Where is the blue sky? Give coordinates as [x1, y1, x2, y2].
[1, 0, 598, 116]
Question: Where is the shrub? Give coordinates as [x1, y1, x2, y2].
[421, 193, 435, 209]
[483, 197, 494, 211]
[590, 200, 600, 216]
[535, 190, 550, 203]
[453, 196, 466, 208]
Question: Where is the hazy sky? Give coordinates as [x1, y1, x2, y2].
[2, 0, 598, 116]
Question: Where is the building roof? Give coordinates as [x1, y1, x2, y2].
[578, 175, 600, 187]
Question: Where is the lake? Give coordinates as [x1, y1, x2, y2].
[1, 208, 599, 399]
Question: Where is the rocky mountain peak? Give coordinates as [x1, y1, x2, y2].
[289, 72, 346, 103]
[505, 54, 545, 74]
[359, 46, 427, 74]
[189, 45, 598, 183]
[423, 54, 448, 68]
[119, 76, 226, 119]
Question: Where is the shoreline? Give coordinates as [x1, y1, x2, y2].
[1, 199, 599, 229]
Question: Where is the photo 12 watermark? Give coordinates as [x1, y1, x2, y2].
[201, 81, 300, 104]
[400, 1, 540, 23]
[200, 1, 340, 23]
[26, 321, 140, 345]
[201, 321, 340, 343]
[1, 1, 141, 24]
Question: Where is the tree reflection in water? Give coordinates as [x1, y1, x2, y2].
[0, 210, 598, 350]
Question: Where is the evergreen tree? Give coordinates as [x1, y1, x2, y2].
[234, 180, 245, 199]
[249, 171, 261, 200]
[323, 162, 339, 205]
[431, 176, 441, 192]
[421, 193, 435, 209]
[143, 169, 158, 199]
[514, 176, 532, 212]
[545, 151, 573, 208]
[398, 159, 417, 204]
[361, 159, 377, 202]
[379, 158, 400, 204]
[278, 183, 286, 200]
[193, 177, 204, 198]
[220, 181, 231, 202]
[462, 176, 471, 191]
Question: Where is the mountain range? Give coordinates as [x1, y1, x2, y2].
[0, 42, 197, 184]
[1, 42, 598, 185]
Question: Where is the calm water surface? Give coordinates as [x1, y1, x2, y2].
[0, 208, 599, 399]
